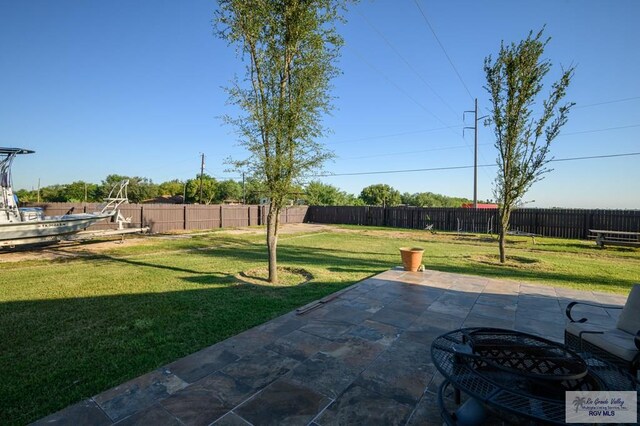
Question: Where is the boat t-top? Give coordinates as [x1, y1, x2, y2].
[0, 147, 133, 247]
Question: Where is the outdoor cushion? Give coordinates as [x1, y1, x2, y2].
[616, 284, 640, 335]
[582, 328, 639, 362]
[565, 321, 610, 338]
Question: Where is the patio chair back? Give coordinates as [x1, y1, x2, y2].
[616, 284, 640, 335]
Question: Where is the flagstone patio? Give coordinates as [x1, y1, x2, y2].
[34, 268, 626, 425]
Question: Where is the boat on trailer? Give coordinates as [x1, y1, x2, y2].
[0, 147, 140, 248]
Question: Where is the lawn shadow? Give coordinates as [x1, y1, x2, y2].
[0, 276, 351, 425]
[181, 273, 238, 285]
[6, 273, 630, 426]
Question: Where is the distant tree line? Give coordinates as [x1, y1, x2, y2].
[15, 174, 263, 205]
[307, 182, 474, 207]
[15, 177, 474, 207]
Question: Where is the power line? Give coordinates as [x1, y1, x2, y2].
[314, 164, 486, 177]
[326, 122, 640, 147]
[548, 152, 640, 163]
[193, 123, 639, 181]
[413, 0, 474, 101]
[560, 124, 640, 136]
[203, 167, 219, 179]
[136, 155, 200, 174]
[313, 151, 640, 177]
[574, 96, 640, 109]
[348, 47, 449, 126]
[357, 10, 458, 117]
[338, 143, 492, 161]
[348, 35, 478, 168]
[347, 49, 474, 159]
[326, 124, 463, 145]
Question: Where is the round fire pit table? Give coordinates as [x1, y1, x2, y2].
[431, 327, 637, 425]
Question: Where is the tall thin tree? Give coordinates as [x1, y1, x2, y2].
[484, 29, 574, 263]
[216, 0, 347, 282]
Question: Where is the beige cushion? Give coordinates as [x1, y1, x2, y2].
[565, 321, 610, 338]
[616, 284, 640, 335]
[582, 328, 639, 362]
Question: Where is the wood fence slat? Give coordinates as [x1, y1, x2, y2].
[22, 203, 640, 240]
[304, 206, 640, 239]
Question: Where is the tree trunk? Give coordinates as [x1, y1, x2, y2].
[498, 206, 511, 263]
[266, 205, 280, 283]
[498, 222, 507, 263]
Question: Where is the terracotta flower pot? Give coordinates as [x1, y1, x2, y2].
[399, 247, 424, 272]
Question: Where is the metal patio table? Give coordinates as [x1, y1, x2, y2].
[431, 327, 638, 425]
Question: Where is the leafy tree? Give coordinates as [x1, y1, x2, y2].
[359, 184, 401, 206]
[304, 181, 350, 205]
[401, 191, 472, 207]
[484, 29, 574, 263]
[216, 180, 243, 203]
[216, 0, 348, 282]
[185, 174, 218, 204]
[344, 193, 365, 206]
[159, 179, 186, 197]
[64, 181, 99, 202]
[99, 175, 159, 203]
[14, 189, 35, 204]
[243, 178, 266, 205]
[40, 185, 68, 202]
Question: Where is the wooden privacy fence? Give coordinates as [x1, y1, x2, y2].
[22, 202, 640, 240]
[24, 203, 309, 234]
[305, 206, 640, 240]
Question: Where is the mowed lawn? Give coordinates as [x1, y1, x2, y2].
[1, 225, 639, 424]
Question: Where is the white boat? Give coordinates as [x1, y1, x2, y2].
[0, 147, 130, 247]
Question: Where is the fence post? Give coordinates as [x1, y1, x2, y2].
[220, 205, 223, 228]
[183, 205, 187, 230]
[584, 211, 593, 240]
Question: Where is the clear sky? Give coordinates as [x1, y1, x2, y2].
[1, 0, 639, 208]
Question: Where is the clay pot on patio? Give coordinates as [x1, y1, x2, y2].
[399, 247, 424, 272]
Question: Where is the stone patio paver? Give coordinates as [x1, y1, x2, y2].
[33, 268, 629, 425]
[235, 379, 331, 426]
[354, 338, 434, 405]
[159, 372, 254, 426]
[316, 384, 414, 426]
[93, 368, 188, 422]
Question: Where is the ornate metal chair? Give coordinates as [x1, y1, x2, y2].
[564, 284, 640, 377]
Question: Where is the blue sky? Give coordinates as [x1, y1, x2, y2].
[1, 0, 639, 208]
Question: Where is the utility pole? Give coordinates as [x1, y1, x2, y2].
[199, 153, 205, 204]
[464, 98, 488, 208]
[84, 182, 87, 202]
[37, 178, 41, 203]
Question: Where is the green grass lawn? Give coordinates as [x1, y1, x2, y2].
[1, 226, 639, 424]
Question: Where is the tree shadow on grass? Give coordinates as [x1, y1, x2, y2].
[180, 273, 238, 285]
[3, 227, 634, 426]
[0, 278, 350, 426]
[17, 234, 635, 294]
[64, 242, 394, 278]
[61, 234, 636, 293]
